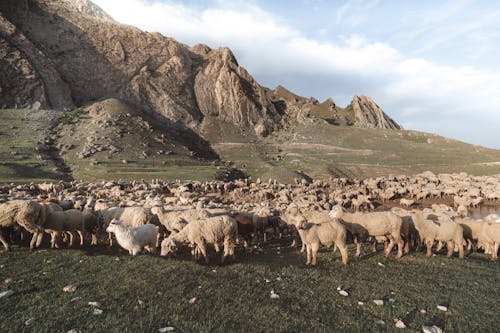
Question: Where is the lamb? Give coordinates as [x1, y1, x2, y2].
[292, 212, 348, 266]
[106, 219, 158, 255]
[98, 206, 152, 246]
[410, 210, 464, 259]
[329, 205, 404, 258]
[160, 215, 237, 263]
[478, 219, 500, 260]
[399, 198, 415, 208]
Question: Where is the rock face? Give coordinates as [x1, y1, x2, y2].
[351, 96, 402, 130]
[0, 0, 401, 136]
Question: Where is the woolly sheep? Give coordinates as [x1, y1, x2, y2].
[292, 212, 348, 266]
[106, 219, 158, 255]
[40, 209, 99, 248]
[330, 205, 405, 258]
[411, 210, 464, 259]
[160, 215, 237, 263]
[151, 206, 209, 234]
[478, 221, 500, 260]
[98, 206, 152, 246]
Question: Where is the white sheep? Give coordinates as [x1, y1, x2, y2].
[329, 205, 405, 258]
[106, 219, 158, 255]
[160, 215, 237, 263]
[292, 212, 348, 266]
[411, 210, 464, 259]
[478, 221, 500, 260]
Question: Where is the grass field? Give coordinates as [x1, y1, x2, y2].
[1, 237, 499, 333]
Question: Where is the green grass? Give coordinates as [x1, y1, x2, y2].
[1, 240, 499, 332]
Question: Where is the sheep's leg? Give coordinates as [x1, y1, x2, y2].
[458, 240, 464, 259]
[263, 231, 267, 243]
[0, 233, 11, 252]
[436, 241, 444, 253]
[108, 232, 113, 247]
[222, 238, 230, 263]
[68, 232, 74, 248]
[91, 233, 97, 246]
[36, 232, 44, 247]
[371, 240, 377, 253]
[243, 239, 248, 249]
[396, 239, 404, 258]
[446, 241, 454, 257]
[404, 239, 410, 254]
[305, 244, 311, 265]
[425, 239, 433, 257]
[291, 239, 297, 248]
[199, 243, 208, 264]
[492, 243, 499, 261]
[338, 243, 349, 265]
[77, 230, 84, 246]
[51, 232, 59, 249]
[214, 243, 220, 253]
[384, 238, 395, 257]
[30, 232, 39, 250]
[311, 242, 319, 266]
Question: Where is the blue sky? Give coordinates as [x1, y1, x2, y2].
[93, 0, 500, 149]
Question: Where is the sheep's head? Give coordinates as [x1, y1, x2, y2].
[160, 237, 177, 256]
[151, 205, 162, 216]
[106, 218, 124, 233]
[329, 205, 345, 219]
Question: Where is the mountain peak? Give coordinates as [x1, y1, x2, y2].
[351, 95, 402, 130]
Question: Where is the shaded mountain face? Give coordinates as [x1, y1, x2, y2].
[0, 0, 401, 135]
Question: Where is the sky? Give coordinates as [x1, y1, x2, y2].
[92, 0, 500, 149]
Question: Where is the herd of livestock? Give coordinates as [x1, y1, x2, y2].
[1, 171, 499, 265]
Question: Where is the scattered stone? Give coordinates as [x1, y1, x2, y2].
[25, 317, 35, 326]
[70, 297, 81, 302]
[375, 320, 385, 325]
[188, 297, 197, 304]
[67, 329, 80, 333]
[158, 326, 176, 332]
[377, 262, 385, 267]
[63, 285, 77, 293]
[93, 308, 103, 315]
[270, 290, 280, 299]
[436, 305, 447, 312]
[420, 309, 427, 314]
[88, 301, 101, 307]
[395, 319, 406, 328]
[338, 290, 349, 297]
[0, 290, 15, 299]
[422, 325, 443, 333]
[4, 278, 12, 284]
[358, 301, 364, 306]
[373, 299, 384, 306]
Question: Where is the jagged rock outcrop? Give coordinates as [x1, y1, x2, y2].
[0, 0, 401, 137]
[351, 95, 402, 130]
[194, 47, 281, 136]
[0, 15, 74, 110]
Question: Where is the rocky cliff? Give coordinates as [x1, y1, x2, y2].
[0, 0, 401, 136]
[351, 95, 402, 130]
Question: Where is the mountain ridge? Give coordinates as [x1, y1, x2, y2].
[0, 0, 401, 136]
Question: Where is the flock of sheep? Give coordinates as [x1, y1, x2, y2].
[1, 171, 499, 265]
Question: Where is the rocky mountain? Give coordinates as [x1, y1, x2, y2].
[0, 0, 401, 138]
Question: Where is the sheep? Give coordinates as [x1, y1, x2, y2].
[292, 212, 348, 266]
[399, 198, 415, 208]
[478, 221, 500, 260]
[233, 213, 256, 248]
[160, 215, 237, 263]
[410, 210, 464, 259]
[40, 209, 99, 248]
[390, 207, 419, 254]
[251, 207, 272, 243]
[151, 206, 208, 234]
[456, 218, 483, 251]
[106, 219, 158, 255]
[0, 200, 32, 251]
[2, 200, 49, 249]
[329, 205, 405, 258]
[98, 206, 152, 246]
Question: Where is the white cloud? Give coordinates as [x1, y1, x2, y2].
[93, 0, 500, 149]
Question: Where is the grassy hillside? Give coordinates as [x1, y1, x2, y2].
[1, 241, 499, 332]
[1, 102, 500, 183]
[207, 118, 500, 182]
[0, 109, 64, 183]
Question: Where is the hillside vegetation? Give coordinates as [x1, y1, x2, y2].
[1, 103, 500, 184]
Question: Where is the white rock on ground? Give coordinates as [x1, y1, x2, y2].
[93, 308, 103, 315]
[436, 305, 448, 312]
[422, 325, 443, 333]
[270, 290, 280, 299]
[395, 319, 406, 328]
[188, 297, 197, 304]
[159, 327, 176, 332]
[0, 290, 14, 299]
[63, 285, 77, 293]
[88, 301, 101, 307]
[338, 290, 349, 297]
[25, 318, 35, 326]
[373, 299, 384, 306]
